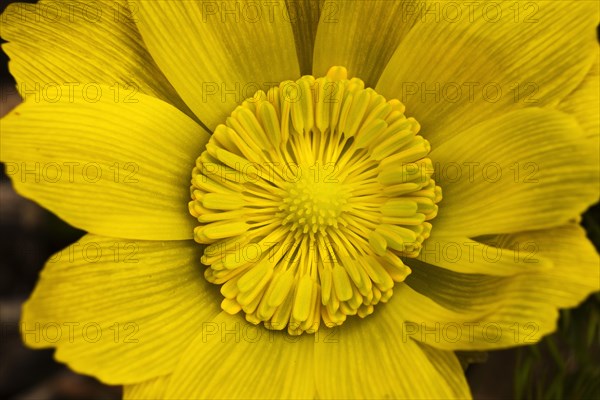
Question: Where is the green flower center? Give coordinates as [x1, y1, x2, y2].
[189, 66, 441, 335]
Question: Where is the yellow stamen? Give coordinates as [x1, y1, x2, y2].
[189, 66, 441, 335]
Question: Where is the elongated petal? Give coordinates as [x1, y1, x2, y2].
[1, 89, 209, 240]
[285, 0, 322, 75]
[376, 0, 599, 145]
[401, 224, 599, 350]
[418, 342, 473, 393]
[314, 304, 471, 399]
[417, 234, 553, 276]
[165, 312, 315, 399]
[124, 375, 171, 400]
[21, 235, 221, 384]
[1, 0, 190, 115]
[558, 55, 599, 139]
[312, 0, 425, 87]
[429, 108, 599, 238]
[131, 0, 300, 130]
[397, 283, 553, 350]
[495, 225, 600, 309]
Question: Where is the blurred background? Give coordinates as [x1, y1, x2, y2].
[0, 2, 122, 397]
[0, 1, 599, 398]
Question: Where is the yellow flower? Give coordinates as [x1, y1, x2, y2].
[1, 0, 598, 398]
[191, 66, 442, 333]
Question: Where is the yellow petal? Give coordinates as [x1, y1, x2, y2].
[1, 88, 209, 240]
[418, 342, 473, 394]
[377, 0, 599, 146]
[314, 308, 471, 399]
[496, 224, 600, 309]
[285, 0, 322, 74]
[402, 224, 600, 350]
[558, 53, 599, 139]
[312, 0, 425, 87]
[397, 283, 555, 350]
[124, 375, 170, 400]
[1, 0, 191, 115]
[429, 108, 599, 238]
[132, 0, 300, 130]
[165, 312, 315, 399]
[418, 234, 552, 276]
[21, 235, 221, 384]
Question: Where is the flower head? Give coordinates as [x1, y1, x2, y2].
[190, 66, 441, 334]
[1, 0, 598, 398]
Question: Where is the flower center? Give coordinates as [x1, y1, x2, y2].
[189, 66, 441, 335]
[279, 164, 350, 234]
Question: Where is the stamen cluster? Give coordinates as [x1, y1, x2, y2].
[190, 67, 441, 334]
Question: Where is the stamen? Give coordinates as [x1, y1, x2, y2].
[189, 66, 441, 334]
